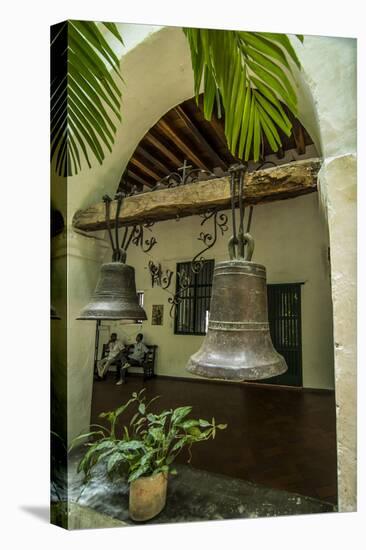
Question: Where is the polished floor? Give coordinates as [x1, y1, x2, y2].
[90, 375, 338, 505]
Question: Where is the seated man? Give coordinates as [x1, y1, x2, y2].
[116, 333, 148, 385]
[97, 332, 125, 379]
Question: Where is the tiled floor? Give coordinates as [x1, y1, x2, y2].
[91, 375, 338, 504]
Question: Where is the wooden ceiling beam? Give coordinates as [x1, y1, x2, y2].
[157, 119, 209, 171]
[136, 146, 171, 176]
[126, 169, 152, 188]
[292, 120, 306, 155]
[144, 132, 182, 166]
[73, 158, 321, 231]
[119, 180, 143, 193]
[129, 157, 161, 181]
[174, 105, 227, 170]
[196, 96, 231, 151]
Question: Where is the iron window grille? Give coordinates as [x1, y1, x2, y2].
[266, 283, 303, 386]
[174, 260, 215, 335]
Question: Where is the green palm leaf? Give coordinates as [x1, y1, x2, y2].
[183, 28, 303, 162]
[51, 20, 123, 176]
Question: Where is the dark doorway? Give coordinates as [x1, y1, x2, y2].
[263, 283, 303, 387]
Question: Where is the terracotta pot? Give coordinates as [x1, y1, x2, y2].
[129, 471, 168, 521]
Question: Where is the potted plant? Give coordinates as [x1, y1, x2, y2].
[72, 389, 227, 521]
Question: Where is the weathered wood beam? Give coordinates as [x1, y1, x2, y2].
[144, 132, 182, 166]
[73, 158, 321, 232]
[157, 119, 209, 171]
[175, 105, 227, 170]
[129, 157, 161, 181]
[127, 170, 152, 188]
[136, 146, 171, 176]
[196, 96, 236, 164]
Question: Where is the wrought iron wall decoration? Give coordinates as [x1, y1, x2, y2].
[130, 222, 157, 254]
[168, 265, 192, 318]
[152, 160, 217, 190]
[148, 261, 174, 290]
[191, 209, 228, 273]
[103, 192, 158, 257]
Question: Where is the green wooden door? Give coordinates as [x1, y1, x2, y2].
[262, 283, 303, 387]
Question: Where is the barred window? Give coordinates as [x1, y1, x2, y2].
[266, 283, 303, 386]
[174, 260, 215, 335]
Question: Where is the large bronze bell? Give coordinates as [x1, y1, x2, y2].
[186, 234, 287, 381]
[187, 163, 287, 382]
[77, 262, 147, 321]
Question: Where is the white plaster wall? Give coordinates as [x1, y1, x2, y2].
[101, 193, 334, 390]
[291, 35, 356, 159]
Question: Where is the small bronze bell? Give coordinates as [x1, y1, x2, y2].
[77, 262, 147, 321]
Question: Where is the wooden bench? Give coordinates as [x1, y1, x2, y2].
[101, 343, 157, 381]
[138, 345, 157, 381]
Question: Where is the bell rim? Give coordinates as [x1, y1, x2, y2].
[77, 312, 147, 321]
[186, 357, 287, 382]
[77, 304, 147, 321]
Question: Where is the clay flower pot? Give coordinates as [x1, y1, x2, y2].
[129, 471, 168, 521]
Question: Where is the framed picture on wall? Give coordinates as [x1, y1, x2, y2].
[152, 304, 164, 325]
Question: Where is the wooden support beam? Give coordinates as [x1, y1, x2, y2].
[127, 170, 152, 188]
[136, 146, 171, 176]
[196, 96, 236, 163]
[144, 132, 182, 166]
[129, 157, 161, 181]
[292, 121, 306, 155]
[118, 177, 143, 194]
[276, 146, 285, 159]
[157, 119, 209, 171]
[174, 106, 227, 170]
[73, 158, 321, 232]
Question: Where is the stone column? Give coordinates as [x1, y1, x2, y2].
[51, 228, 110, 445]
[318, 154, 357, 511]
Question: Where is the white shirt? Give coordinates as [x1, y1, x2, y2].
[107, 339, 124, 359]
[129, 341, 148, 363]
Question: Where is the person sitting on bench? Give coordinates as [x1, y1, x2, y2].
[97, 332, 125, 379]
[116, 333, 148, 385]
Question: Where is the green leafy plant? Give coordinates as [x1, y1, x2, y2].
[51, 23, 304, 175]
[71, 389, 227, 483]
[183, 29, 304, 162]
[51, 20, 124, 176]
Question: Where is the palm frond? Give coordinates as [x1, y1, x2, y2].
[50, 20, 123, 177]
[183, 28, 303, 162]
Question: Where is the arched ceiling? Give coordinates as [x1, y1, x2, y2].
[119, 93, 315, 193]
